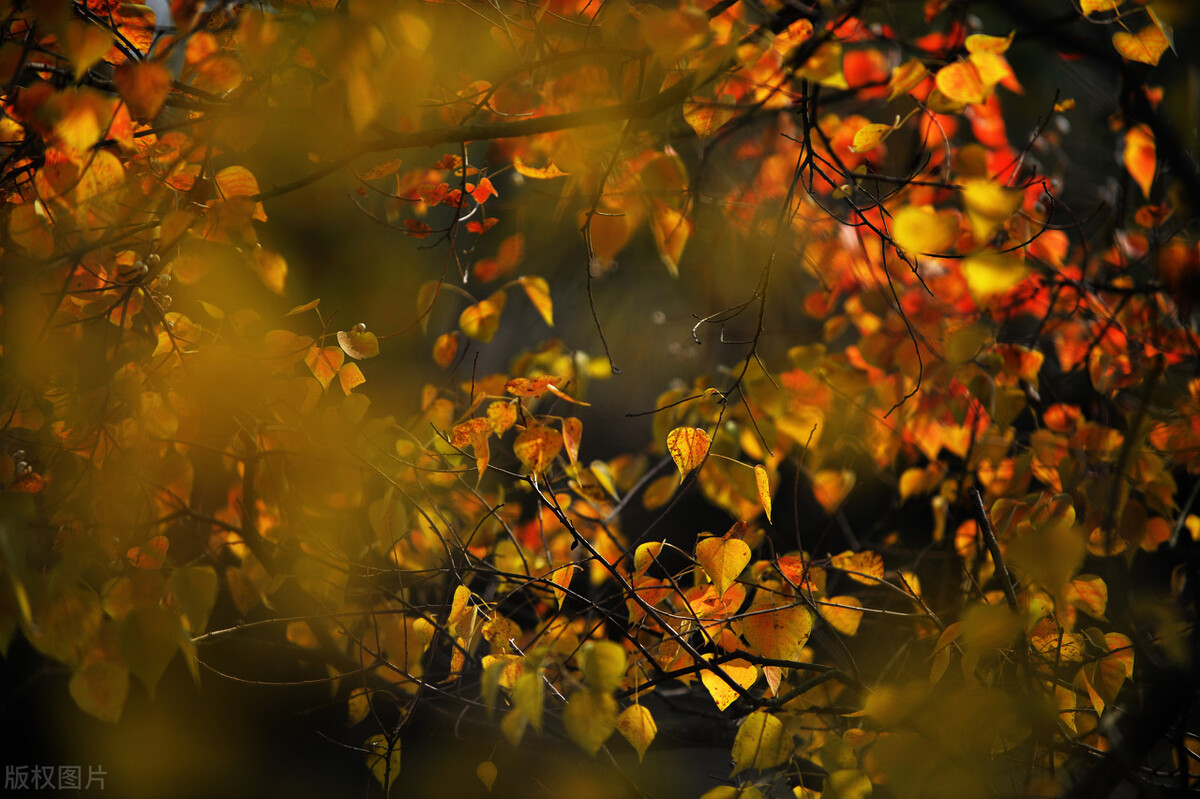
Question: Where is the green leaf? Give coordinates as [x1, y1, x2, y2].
[119, 604, 182, 697]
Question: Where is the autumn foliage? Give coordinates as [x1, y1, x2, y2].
[1, 0, 1199, 797]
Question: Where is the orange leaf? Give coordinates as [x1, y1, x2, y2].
[666, 427, 710, 476]
[513, 423, 562, 474]
[1112, 25, 1169, 66]
[126, 535, 169, 569]
[432, 332, 460, 368]
[742, 594, 812, 661]
[338, 362, 366, 394]
[1124, 124, 1156, 198]
[305, 345, 344, 389]
[561, 417, 582, 465]
[886, 59, 928, 102]
[113, 61, 171, 120]
[469, 177, 498, 204]
[360, 158, 404, 180]
[505, 376, 558, 398]
[649, 204, 691, 277]
[487, 402, 517, 435]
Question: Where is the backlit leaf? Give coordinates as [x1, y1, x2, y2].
[1081, 0, 1122, 14]
[850, 122, 894, 153]
[579, 640, 626, 693]
[563, 690, 618, 755]
[126, 535, 169, 569]
[119, 604, 181, 697]
[562, 417, 582, 465]
[754, 465, 772, 523]
[892, 205, 958, 255]
[962, 179, 1023, 242]
[812, 469, 855, 513]
[667, 427, 710, 476]
[519, 276, 554, 327]
[512, 155, 567, 179]
[432, 332, 460, 368]
[650, 204, 691, 277]
[338, 362, 366, 394]
[114, 61, 171, 120]
[935, 61, 987, 105]
[962, 255, 1030, 305]
[616, 704, 656, 761]
[459, 291, 507, 343]
[742, 594, 812, 661]
[513, 422, 562, 474]
[1124, 125, 1156, 199]
[830, 550, 884, 585]
[886, 59, 928, 102]
[819, 596, 865, 636]
[63, 21, 114, 80]
[338, 328, 381, 359]
[1112, 25, 1169, 66]
[700, 656, 758, 711]
[696, 536, 751, 597]
[731, 710, 790, 775]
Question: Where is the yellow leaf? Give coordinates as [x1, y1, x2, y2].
[639, 5, 709, 61]
[962, 178, 1023, 242]
[849, 122, 894, 154]
[799, 41, 847, 88]
[459, 290, 507, 342]
[513, 422, 562, 474]
[476, 760, 498, 792]
[1112, 25, 1169, 66]
[306, 346, 344, 389]
[700, 656, 758, 711]
[563, 689, 618, 755]
[935, 61, 987, 105]
[114, 61, 171, 120]
[511, 669, 544, 732]
[742, 593, 812, 661]
[512, 155, 568, 179]
[830, 550, 884, 585]
[1124, 125, 1156, 199]
[338, 328, 381, 359]
[886, 59, 928, 102]
[965, 32, 1014, 54]
[1081, 0, 1122, 14]
[891, 205, 958, 255]
[754, 465, 772, 523]
[731, 710, 791, 775]
[696, 536, 751, 597]
[364, 735, 401, 794]
[667, 427, 711, 476]
[616, 704, 657, 762]
[518, 276, 554, 327]
[1067, 575, 1108, 620]
[961, 255, 1030, 305]
[579, 640, 626, 693]
[819, 596, 864, 636]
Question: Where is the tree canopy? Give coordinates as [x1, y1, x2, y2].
[1, 1, 1198, 797]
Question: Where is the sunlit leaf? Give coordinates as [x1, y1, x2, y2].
[742, 593, 812, 661]
[830, 550, 884, 585]
[338, 328, 380, 360]
[432, 332, 460, 368]
[1124, 125, 1156, 199]
[114, 61, 171, 120]
[850, 122, 894, 154]
[819, 596, 865, 636]
[338, 362, 366, 394]
[1081, 0, 1122, 14]
[459, 291, 507, 343]
[891, 205, 958, 255]
[616, 704, 656, 762]
[962, 255, 1030, 305]
[754, 465, 772, 523]
[518, 276, 554, 327]
[731, 710, 790, 775]
[512, 155, 567, 179]
[696, 536, 751, 597]
[579, 640, 626, 693]
[513, 422, 562, 474]
[700, 657, 758, 711]
[886, 59, 928, 102]
[812, 469, 856, 513]
[1112, 25, 1169, 66]
[563, 689, 618, 755]
[667, 427, 710, 476]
